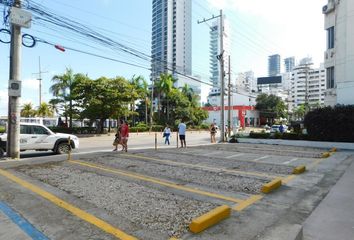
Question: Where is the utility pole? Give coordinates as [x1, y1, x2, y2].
[7, 0, 22, 159]
[227, 55, 231, 138]
[198, 9, 225, 142]
[150, 79, 154, 130]
[32, 56, 48, 107]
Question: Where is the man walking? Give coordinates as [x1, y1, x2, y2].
[178, 119, 187, 148]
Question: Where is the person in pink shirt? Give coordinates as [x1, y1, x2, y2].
[120, 119, 129, 152]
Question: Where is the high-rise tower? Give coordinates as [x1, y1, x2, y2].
[151, 0, 192, 82]
[284, 57, 295, 73]
[268, 54, 281, 77]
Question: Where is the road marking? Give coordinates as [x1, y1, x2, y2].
[69, 160, 244, 204]
[252, 156, 269, 162]
[233, 146, 320, 155]
[283, 158, 298, 165]
[225, 153, 244, 159]
[122, 153, 279, 179]
[0, 168, 138, 240]
[0, 201, 49, 240]
[233, 195, 263, 211]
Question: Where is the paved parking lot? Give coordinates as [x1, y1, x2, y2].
[0, 143, 352, 239]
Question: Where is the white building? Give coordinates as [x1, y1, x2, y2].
[290, 60, 326, 110]
[323, 0, 354, 106]
[235, 71, 256, 93]
[209, 19, 231, 89]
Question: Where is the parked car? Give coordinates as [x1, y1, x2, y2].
[0, 123, 79, 158]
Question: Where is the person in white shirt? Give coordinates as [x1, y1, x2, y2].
[178, 120, 187, 148]
[163, 124, 171, 145]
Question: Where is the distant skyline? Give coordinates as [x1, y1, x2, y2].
[0, 0, 326, 115]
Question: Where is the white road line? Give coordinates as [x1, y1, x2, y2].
[225, 153, 244, 159]
[252, 155, 269, 161]
[283, 158, 298, 164]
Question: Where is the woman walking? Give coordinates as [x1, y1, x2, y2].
[120, 119, 129, 152]
[113, 122, 122, 151]
[163, 124, 171, 145]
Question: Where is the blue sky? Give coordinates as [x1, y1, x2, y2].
[0, 0, 327, 115]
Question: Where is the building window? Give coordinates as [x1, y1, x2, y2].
[326, 67, 335, 89]
[327, 26, 334, 49]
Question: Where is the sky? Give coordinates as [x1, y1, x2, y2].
[0, 0, 327, 116]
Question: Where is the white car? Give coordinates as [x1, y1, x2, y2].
[0, 123, 79, 158]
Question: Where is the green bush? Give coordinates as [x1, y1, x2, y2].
[151, 125, 164, 132]
[130, 126, 149, 133]
[0, 126, 5, 133]
[48, 127, 97, 134]
[304, 105, 354, 142]
[249, 132, 271, 139]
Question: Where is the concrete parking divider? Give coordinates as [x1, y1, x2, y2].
[261, 178, 282, 193]
[293, 165, 306, 174]
[189, 205, 231, 233]
[321, 152, 331, 158]
[330, 147, 337, 152]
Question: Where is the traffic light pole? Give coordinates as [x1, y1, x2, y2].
[7, 0, 22, 159]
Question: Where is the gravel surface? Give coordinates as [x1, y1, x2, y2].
[194, 144, 323, 158]
[79, 154, 268, 194]
[15, 163, 218, 238]
[133, 150, 294, 175]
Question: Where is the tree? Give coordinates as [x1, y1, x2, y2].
[49, 68, 76, 129]
[72, 76, 139, 133]
[255, 93, 286, 123]
[294, 104, 306, 120]
[37, 102, 54, 117]
[21, 103, 36, 117]
[130, 75, 148, 125]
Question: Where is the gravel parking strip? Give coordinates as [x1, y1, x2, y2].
[132, 150, 294, 176]
[77, 153, 269, 194]
[195, 144, 324, 158]
[14, 163, 219, 238]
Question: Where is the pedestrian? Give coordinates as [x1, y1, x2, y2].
[120, 119, 129, 152]
[112, 121, 122, 151]
[210, 123, 217, 143]
[163, 124, 171, 145]
[178, 119, 187, 148]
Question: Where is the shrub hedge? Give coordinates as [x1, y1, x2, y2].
[304, 105, 354, 142]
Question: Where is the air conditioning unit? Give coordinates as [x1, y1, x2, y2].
[322, 0, 335, 14]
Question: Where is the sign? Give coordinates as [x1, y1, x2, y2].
[8, 80, 21, 97]
[10, 7, 32, 28]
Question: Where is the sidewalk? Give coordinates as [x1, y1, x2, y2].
[237, 138, 354, 150]
[303, 157, 354, 240]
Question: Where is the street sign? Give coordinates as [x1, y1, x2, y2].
[8, 80, 21, 97]
[10, 7, 32, 28]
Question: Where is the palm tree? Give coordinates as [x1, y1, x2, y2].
[21, 103, 36, 117]
[37, 102, 54, 117]
[50, 68, 75, 128]
[130, 75, 149, 125]
[180, 83, 194, 102]
[158, 73, 176, 121]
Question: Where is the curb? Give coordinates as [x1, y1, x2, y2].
[293, 165, 306, 174]
[321, 152, 331, 158]
[261, 179, 282, 193]
[189, 205, 231, 233]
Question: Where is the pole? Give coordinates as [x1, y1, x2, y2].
[38, 56, 42, 106]
[7, 0, 22, 159]
[219, 9, 225, 142]
[227, 55, 231, 138]
[154, 132, 157, 150]
[150, 79, 154, 130]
